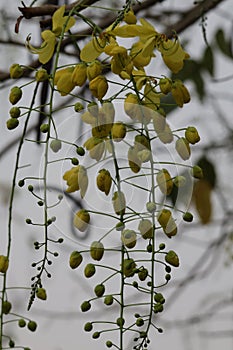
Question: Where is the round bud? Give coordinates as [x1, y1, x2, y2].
[2, 301, 12, 314]
[116, 222, 125, 231]
[147, 244, 152, 253]
[165, 273, 171, 281]
[27, 321, 37, 332]
[26, 218, 32, 224]
[159, 243, 166, 250]
[18, 179, 25, 187]
[81, 301, 91, 312]
[116, 317, 125, 327]
[90, 241, 104, 261]
[74, 102, 84, 112]
[154, 293, 165, 304]
[28, 185, 33, 192]
[6, 118, 19, 130]
[50, 139, 62, 153]
[9, 86, 22, 105]
[40, 124, 49, 133]
[165, 250, 179, 267]
[9, 340, 15, 348]
[71, 157, 79, 165]
[35, 68, 49, 82]
[18, 319, 26, 328]
[92, 331, 100, 339]
[76, 146, 85, 156]
[9, 107, 21, 118]
[136, 318, 144, 327]
[94, 284, 105, 297]
[69, 251, 83, 269]
[154, 303, 163, 313]
[183, 212, 193, 222]
[36, 288, 47, 300]
[106, 340, 113, 348]
[138, 268, 148, 281]
[10, 64, 23, 79]
[104, 295, 113, 306]
[84, 322, 93, 332]
[84, 263, 96, 278]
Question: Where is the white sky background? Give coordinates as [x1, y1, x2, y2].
[0, 1, 233, 350]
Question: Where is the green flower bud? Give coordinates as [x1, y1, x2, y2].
[104, 295, 113, 306]
[81, 301, 91, 312]
[96, 169, 112, 195]
[0, 255, 9, 273]
[121, 229, 137, 248]
[90, 241, 104, 261]
[154, 293, 165, 304]
[111, 122, 126, 142]
[69, 251, 83, 269]
[156, 169, 173, 195]
[74, 102, 84, 112]
[185, 126, 200, 144]
[159, 77, 172, 94]
[84, 263, 96, 278]
[18, 319, 26, 328]
[40, 123, 49, 133]
[138, 268, 148, 281]
[76, 146, 85, 156]
[136, 318, 144, 327]
[174, 175, 186, 187]
[116, 221, 125, 231]
[50, 139, 62, 153]
[146, 201, 156, 213]
[35, 68, 49, 82]
[36, 288, 47, 300]
[122, 258, 136, 277]
[6, 118, 19, 130]
[9, 86, 22, 105]
[159, 243, 166, 250]
[183, 212, 193, 222]
[191, 165, 203, 179]
[157, 209, 177, 238]
[9, 107, 21, 118]
[73, 209, 90, 231]
[71, 157, 79, 165]
[138, 219, 153, 239]
[10, 64, 23, 79]
[165, 250, 179, 267]
[84, 322, 93, 332]
[27, 321, 37, 332]
[154, 303, 164, 313]
[92, 331, 100, 339]
[94, 284, 105, 297]
[106, 340, 113, 348]
[9, 340, 15, 348]
[2, 301, 12, 314]
[112, 191, 126, 216]
[175, 137, 191, 160]
[116, 317, 125, 327]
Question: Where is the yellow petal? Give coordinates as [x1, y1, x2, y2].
[52, 5, 75, 36]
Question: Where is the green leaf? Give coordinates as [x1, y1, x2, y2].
[215, 29, 233, 58]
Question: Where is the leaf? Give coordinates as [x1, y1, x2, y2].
[197, 156, 217, 189]
[215, 29, 233, 58]
[202, 45, 214, 76]
[193, 180, 212, 224]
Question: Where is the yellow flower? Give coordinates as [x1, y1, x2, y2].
[89, 75, 108, 100]
[63, 165, 88, 198]
[84, 137, 105, 161]
[157, 38, 190, 74]
[54, 67, 75, 96]
[171, 80, 190, 107]
[71, 63, 87, 86]
[87, 61, 102, 81]
[26, 5, 75, 64]
[73, 209, 90, 232]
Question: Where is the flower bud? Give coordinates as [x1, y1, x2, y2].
[50, 139, 62, 153]
[6, 118, 19, 130]
[10, 64, 23, 79]
[94, 284, 105, 297]
[171, 80, 190, 107]
[40, 123, 49, 133]
[191, 165, 203, 179]
[96, 169, 112, 195]
[74, 102, 84, 112]
[112, 191, 126, 216]
[121, 229, 137, 248]
[183, 212, 193, 222]
[122, 258, 136, 277]
[9, 107, 21, 118]
[159, 78, 172, 94]
[9, 86, 22, 105]
[0, 255, 9, 273]
[2, 301, 12, 314]
[157, 209, 177, 238]
[87, 60, 102, 81]
[90, 241, 104, 261]
[154, 293, 165, 304]
[104, 295, 114, 305]
[185, 126, 200, 144]
[146, 201, 156, 213]
[128, 146, 141, 173]
[89, 75, 108, 100]
[84, 263, 96, 278]
[73, 209, 90, 231]
[81, 301, 91, 312]
[27, 321, 37, 332]
[69, 251, 83, 269]
[157, 123, 173, 144]
[111, 122, 126, 142]
[71, 63, 87, 86]
[18, 319, 26, 328]
[138, 219, 153, 239]
[84, 322, 93, 332]
[124, 9, 137, 24]
[35, 68, 49, 82]
[165, 250, 179, 267]
[175, 137, 191, 160]
[156, 169, 173, 195]
[36, 288, 47, 300]
[174, 175, 186, 187]
[138, 268, 148, 281]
